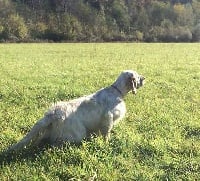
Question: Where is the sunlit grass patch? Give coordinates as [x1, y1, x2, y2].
[0, 43, 199, 180]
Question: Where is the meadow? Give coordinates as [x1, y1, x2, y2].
[0, 43, 199, 180]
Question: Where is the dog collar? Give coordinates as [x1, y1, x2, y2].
[111, 85, 123, 96]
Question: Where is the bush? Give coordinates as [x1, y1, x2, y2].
[30, 22, 48, 39]
[174, 26, 192, 42]
[0, 22, 4, 40]
[192, 23, 200, 42]
[60, 14, 83, 41]
[133, 30, 144, 42]
[3, 14, 28, 40]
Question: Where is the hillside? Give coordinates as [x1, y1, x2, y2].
[0, 0, 200, 42]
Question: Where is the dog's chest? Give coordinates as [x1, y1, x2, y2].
[112, 101, 126, 123]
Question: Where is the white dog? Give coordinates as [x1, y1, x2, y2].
[8, 70, 145, 151]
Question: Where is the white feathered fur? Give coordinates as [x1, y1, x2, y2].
[8, 70, 145, 151]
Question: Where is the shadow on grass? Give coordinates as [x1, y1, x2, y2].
[184, 126, 200, 139]
[0, 141, 84, 167]
[133, 142, 164, 161]
[0, 145, 49, 167]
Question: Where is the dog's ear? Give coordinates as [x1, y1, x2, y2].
[127, 72, 137, 94]
[131, 77, 137, 94]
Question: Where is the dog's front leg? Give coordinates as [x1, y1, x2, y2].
[100, 112, 114, 142]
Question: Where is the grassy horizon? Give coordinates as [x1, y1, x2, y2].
[0, 43, 200, 180]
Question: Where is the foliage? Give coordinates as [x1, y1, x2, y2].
[192, 23, 200, 41]
[0, 0, 200, 42]
[0, 43, 200, 180]
[2, 14, 28, 40]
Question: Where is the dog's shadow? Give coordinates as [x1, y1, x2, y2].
[0, 134, 108, 167]
[0, 146, 48, 166]
[0, 141, 85, 167]
[0, 142, 75, 167]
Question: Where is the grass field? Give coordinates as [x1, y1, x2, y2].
[0, 43, 199, 180]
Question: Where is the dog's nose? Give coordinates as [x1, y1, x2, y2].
[140, 76, 145, 85]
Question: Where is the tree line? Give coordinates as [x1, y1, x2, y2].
[0, 0, 200, 42]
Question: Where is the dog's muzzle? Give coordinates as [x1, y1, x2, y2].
[140, 76, 145, 86]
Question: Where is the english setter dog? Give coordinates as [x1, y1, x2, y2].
[8, 70, 145, 151]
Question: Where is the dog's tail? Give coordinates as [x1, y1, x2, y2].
[7, 115, 53, 152]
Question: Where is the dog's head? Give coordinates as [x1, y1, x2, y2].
[124, 70, 145, 94]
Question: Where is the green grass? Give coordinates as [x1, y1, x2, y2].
[0, 43, 200, 180]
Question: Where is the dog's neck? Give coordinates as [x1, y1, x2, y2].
[111, 82, 130, 98]
[111, 85, 123, 96]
